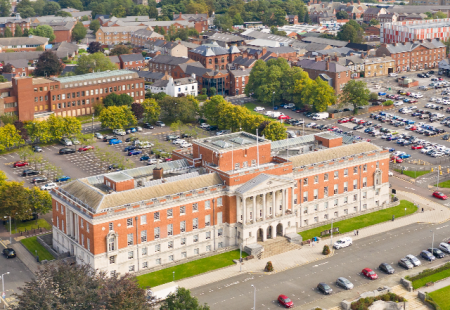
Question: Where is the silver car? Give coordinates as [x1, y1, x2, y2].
[336, 277, 353, 290]
[405, 254, 421, 267]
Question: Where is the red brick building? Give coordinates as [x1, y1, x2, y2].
[173, 12, 209, 33]
[0, 36, 48, 52]
[148, 55, 195, 74]
[0, 70, 145, 121]
[49, 131, 390, 275]
[188, 43, 241, 70]
[119, 54, 146, 70]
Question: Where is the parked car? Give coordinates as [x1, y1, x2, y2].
[333, 237, 352, 249]
[254, 106, 265, 112]
[109, 139, 122, 145]
[2, 248, 16, 259]
[123, 146, 136, 152]
[55, 176, 71, 182]
[13, 161, 29, 167]
[433, 191, 448, 200]
[60, 138, 72, 146]
[428, 248, 446, 258]
[420, 250, 436, 261]
[317, 282, 333, 294]
[439, 243, 450, 254]
[40, 182, 57, 191]
[379, 263, 395, 274]
[128, 150, 142, 156]
[362, 268, 378, 280]
[22, 169, 39, 176]
[277, 295, 294, 308]
[144, 123, 154, 129]
[32, 176, 48, 184]
[398, 258, 414, 269]
[32, 145, 43, 152]
[155, 121, 165, 127]
[94, 132, 103, 139]
[59, 148, 76, 155]
[405, 254, 421, 267]
[336, 277, 354, 290]
[78, 145, 94, 152]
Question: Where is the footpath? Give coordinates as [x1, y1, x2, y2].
[176, 191, 450, 290]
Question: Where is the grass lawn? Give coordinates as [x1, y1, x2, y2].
[136, 250, 248, 288]
[394, 169, 430, 178]
[437, 180, 450, 188]
[299, 200, 417, 241]
[76, 114, 99, 124]
[4, 218, 52, 234]
[20, 235, 55, 261]
[412, 268, 450, 289]
[428, 285, 450, 310]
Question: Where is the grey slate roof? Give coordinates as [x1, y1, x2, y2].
[149, 55, 192, 65]
[135, 71, 165, 80]
[108, 55, 120, 63]
[229, 68, 252, 77]
[190, 42, 239, 56]
[0, 36, 48, 46]
[232, 56, 257, 68]
[384, 39, 444, 54]
[6, 59, 28, 68]
[52, 42, 78, 55]
[152, 79, 169, 88]
[206, 32, 245, 43]
[297, 59, 349, 72]
[177, 62, 213, 76]
[175, 40, 200, 49]
[291, 41, 331, 52]
[301, 37, 348, 47]
[119, 53, 144, 62]
[235, 174, 292, 194]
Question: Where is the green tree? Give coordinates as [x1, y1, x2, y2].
[0, 113, 17, 124]
[214, 14, 233, 32]
[29, 25, 56, 42]
[58, 0, 83, 10]
[34, 50, 63, 77]
[301, 77, 336, 112]
[103, 93, 133, 108]
[88, 41, 103, 53]
[369, 92, 378, 101]
[0, 76, 8, 83]
[47, 114, 66, 140]
[99, 106, 137, 130]
[89, 19, 101, 33]
[339, 80, 371, 114]
[0, 124, 24, 151]
[158, 96, 199, 123]
[261, 121, 287, 141]
[0, 181, 33, 223]
[110, 44, 131, 56]
[161, 287, 210, 310]
[4, 27, 11, 37]
[444, 37, 450, 54]
[43, 1, 60, 15]
[62, 116, 82, 138]
[16, 0, 35, 18]
[111, 5, 126, 17]
[25, 120, 51, 143]
[32, 0, 45, 16]
[0, 0, 11, 17]
[75, 52, 117, 75]
[72, 22, 87, 42]
[28, 186, 52, 219]
[142, 98, 161, 123]
[337, 24, 358, 43]
[55, 10, 72, 17]
[149, 6, 158, 18]
[336, 11, 348, 19]
[14, 24, 23, 37]
[17, 146, 34, 162]
[233, 13, 244, 25]
[369, 19, 380, 26]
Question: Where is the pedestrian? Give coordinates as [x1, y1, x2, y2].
[354, 230, 356, 236]
[357, 230, 359, 236]
[422, 207, 424, 213]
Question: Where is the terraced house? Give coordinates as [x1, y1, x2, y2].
[50, 132, 391, 275]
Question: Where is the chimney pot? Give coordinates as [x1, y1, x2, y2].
[153, 167, 163, 180]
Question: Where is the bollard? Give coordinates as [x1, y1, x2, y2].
[431, 168, 434, 172]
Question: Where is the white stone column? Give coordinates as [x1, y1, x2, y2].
[272, 191, 276, 216]
[262, 192, 266, 220]
[243, 197, 247, 225]
[236, 196, 241, 223]
[282, 189, 286, 216]
[291, 186, 295, 212]
[252, 196, 256, 222]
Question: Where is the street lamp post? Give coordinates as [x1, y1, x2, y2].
[91, 114, 95, 137]
[431, 230, 435, 253]
[1, 272, 10, 309]
[251, 284, 256, 310]
[3, 216, 11, 244]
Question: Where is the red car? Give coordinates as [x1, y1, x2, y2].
[349, 117, 356, 122]
[409, 99, 418, 103]
[13, 161, 29, 167]
[164, 158, 172, 162]
[78, 145, 95, 152]
[278, 295, 294, 308]
[411, 145, 423, 150]
[278, 115, 291, 120]
[408, 126, 417, 131]
[405, 92, 411, 96]
[338, 118, 349, 123]
[358, 120, 366, 125]
[362, 268, 378, 280]
[390, 156, 403, 163]
[433, 191, 448, 200]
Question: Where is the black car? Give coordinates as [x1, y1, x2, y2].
[143, 123, 154, 129]
[317, 282, 333, 294]
[443, 135, 449, 140]
[125, 137, 138, 143]
[207, 125, 218, 131]
[32, 145, 43, 152]
[22, 169, 39, 176]
[428, 248, 446, 258]
[379, 263, 395, 274]
[343, 108, 351, 112]
[108, 163, 120, 170]
[353, 125, 364, 130]
[123, 146, 136, 152]
[32, 176, 48, 183]
[428, 71, 435, 74]
[417, 73, 424, 78]
[102, 135, 115, 142]
[59, 148, 76, 155]
[182, 133, 192, 138]
[2, 248, 16, 258]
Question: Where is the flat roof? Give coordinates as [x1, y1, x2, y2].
[194, 132, 270, 152]
[0, 82, 12, 89]
[32, 77, 54, 85]
[52, 69, 139, 86]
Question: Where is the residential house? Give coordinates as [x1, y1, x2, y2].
[148, 55, 195, 74]
[363, 7, 387, 23]
[173, 12, 209, 33]
[119, 54, 146, 70]
[108, 56, 121, 69]
[60, 8, 92, 21]
[96, 26, 151, 45]
[130, 29, 164, 47]
[286, 15, 299, 24]
[135, 71, 168, 83]
[0, 36, 48, 52]
[0, 16, 31, 37]
[148, 75, 198, 97]
[188, 42, 241, 70]
[4, 59, 30, 77]
[229, 67, 252, 96]
[147, 40, 188, 58]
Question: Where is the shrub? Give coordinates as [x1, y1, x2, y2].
[409, 263, 450, 282]
[322, 245, 330, 255]
[383, 100, 393, 106]
[264, 261, 274, 272]
[350, 293, 405, 310]
[196, 94, 207, 101]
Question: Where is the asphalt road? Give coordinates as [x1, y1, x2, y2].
[192, 222, 450, 310]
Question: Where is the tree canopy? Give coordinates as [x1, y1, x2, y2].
[110, 45, 131, 56]
[161, 287, 210, 310]
[34, 50, 63, 77]
[99, 106, 137, 129]
[88, 41, 104, 53]
[337, 20, 364, 43]
[339, 80, 371, 114]
[142, 99, 161, 123]
[158, 96, 199, 123]
[75, 52, 117, 75]
[72, 22, 87, 42]
[103, 93, 134, 108]
[29, 25, 56, 42]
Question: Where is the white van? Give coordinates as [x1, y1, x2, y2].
[333, 237, 352, 249]
[312, 112, 329, 120]
[137, 141, 153, 149]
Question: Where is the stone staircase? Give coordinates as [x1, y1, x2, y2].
[257, 237, 301, 260]
[391, 285, 431, 310]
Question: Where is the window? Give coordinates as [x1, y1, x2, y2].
[108, 238, 115, 251]
[141, 230, 147, 242]
[324, 173, 328, 181]
[180, 221, 186, 232]
[80, 219, 84, 228]
[334, 184, 338, 194]
[218, 228, 223, 236]
[303, 192, 308, 202]
[206, 231, 211, 239]
[314, 189, 318, 200]
[193, 234, 199, 242]
[129, 265, 135, 272]
[193, 203, 198, 212]
[344, 182, 348, 192]
[142, 262, 148, 269]
[181, 251, 187, 258]
[155, 244, 161, 252]
[127, 218, 133, 227]
[109, 256, 115, 264]
[353, 180, 357, 190]
[205, 215, 211, 226]
[141, 215, 146, 224]
[168, 224, 173, 236]
[303, 178, 308, 185]
[127, 233, 133, 246]
[180, 206, 186, 215]
[168, 255, 174, 262]
[324, 201, 328, 209]
[156, 258, 161, 265]
[354, 167, 357, 174]
[142, 247, 147, 255]
[314, 217, 319, 223]
[353, 194, 357, 201]
[334, 171, 339, 179]
[154, 212, 160, 221]
[314, 176, 318, 183]
[363, 204, 367, 210]
[110, 270, 116, 277]
[363, 164, 367, 172]
[193, 218, 198, 229]
[363, 177, 367, 187]
[334, 199, 338, 207]
[344, 196, 348, 204]
[205, 200, 211, 209]
[363, 191, 367, 199]
[251, 159, 256, 166]
[167, 209, 173, 218]
[375, 189, 380, 195]
[128, 251, 133, 259]
[154, 227, 160, 239]
[194, 248, 199, 255]
[168, 241, 173, 248]
[206, 245, 211, 252]
[217, 197, 223, 206]
[181, 238, 186, 245]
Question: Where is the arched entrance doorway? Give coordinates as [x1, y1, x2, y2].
[257, 228, 264, 242]
[276, 223, 283, 236]
[266, 226, 273, 239]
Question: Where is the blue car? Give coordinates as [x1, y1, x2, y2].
[123, 146, 136, 152]
[109, 139, 122, 145]
[128, 127, 137, 133]
[388, 148, 395, 152]
[398, 153, 411, 159]
[55, 175, 71, 182]
[387, 136, 398, 141]
[128, 150, 142, 156]
[140, 155, 150, 161]
[403, 98, 410, 103]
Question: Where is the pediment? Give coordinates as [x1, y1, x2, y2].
[235, 174, 294, 195]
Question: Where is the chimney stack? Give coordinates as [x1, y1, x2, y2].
[153, 167, 163, 180]
[326, 59, 330, 70]
[315, 55, 320, 62]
